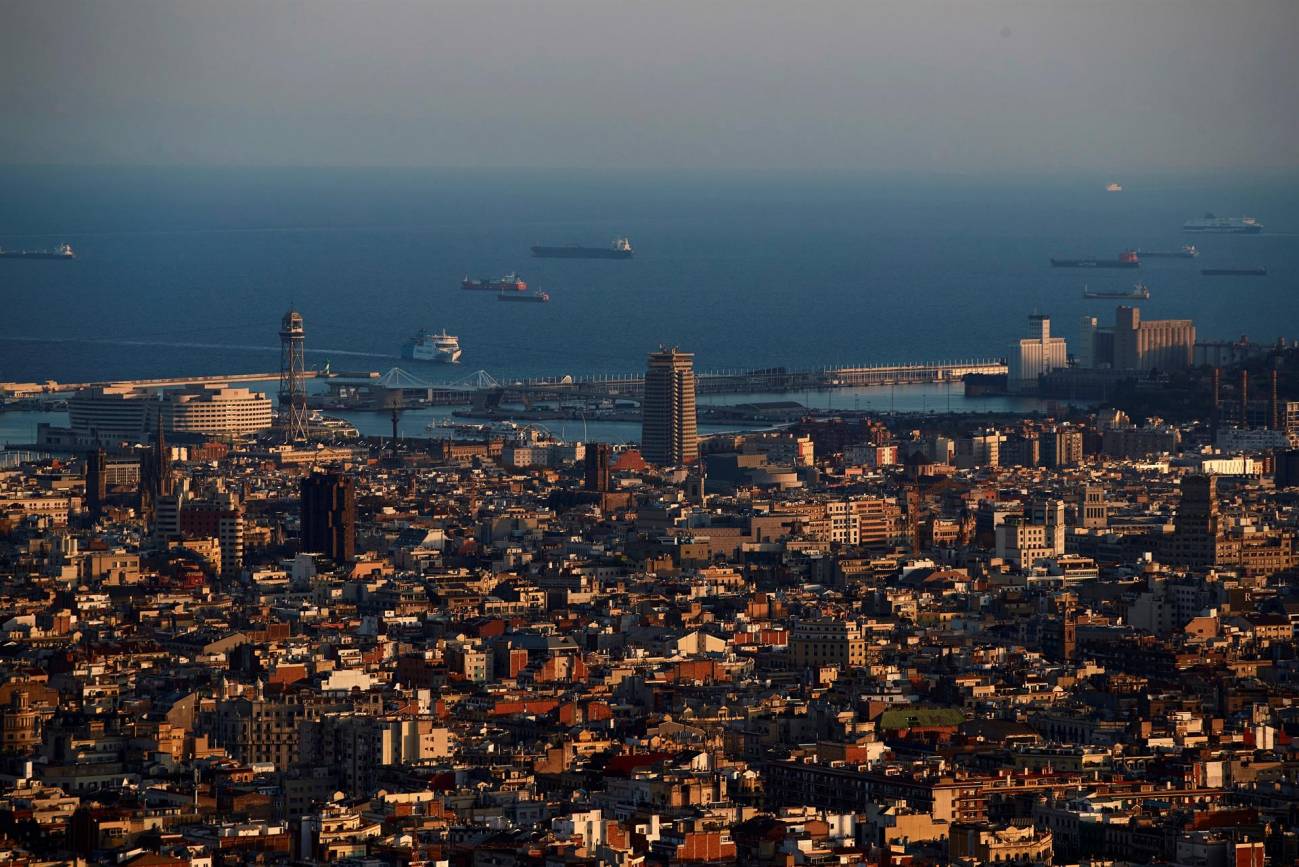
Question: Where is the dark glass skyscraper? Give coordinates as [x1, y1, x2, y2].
[641, 347, 698, 467]
[300, 471, 356, 563]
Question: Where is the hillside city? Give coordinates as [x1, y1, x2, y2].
[1, 303, 1299, 867]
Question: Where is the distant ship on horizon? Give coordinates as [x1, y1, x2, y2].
[0, 242, 75, 260]
[1184, 214, 1263, 234]
[1136, 245, 1198, 259]
[1051, 250, 1140, 269]
[1202, 267, 1267, 277]
[1083, 282, 1149, 300]
[531, 237, 633, 259]
[498, 290, 550, 303]
[463, 272, 526, 291]
[1105, 182, 1123, 192]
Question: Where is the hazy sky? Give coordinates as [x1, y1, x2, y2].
[3, 0, 1296, 172]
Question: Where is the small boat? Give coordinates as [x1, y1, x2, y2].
[498, 290, 550, 303]
[1105, 182, 1123, 192]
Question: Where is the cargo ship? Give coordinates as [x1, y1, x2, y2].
[402, 329, 462, 363]
[1136, 245, 1198, 259]
[498, 290, 550, 303]
[1201, 267, 1267, 277]
[463, 273, 526, 291]
[1083, 283, 1150, 300]
[1184, 214, 1263, 234]
[1051, 250, 1140, 269]
[531, 237, 633, 259]
[0, 243, 75, 260]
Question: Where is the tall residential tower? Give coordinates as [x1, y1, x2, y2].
[641, 347, 698, 467]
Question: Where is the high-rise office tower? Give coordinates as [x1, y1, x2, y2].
[641, 347, 698, 466]
[300, 471, 356, 563]
[1171, 474, 1225, 569]
[279, 309, 309, 443]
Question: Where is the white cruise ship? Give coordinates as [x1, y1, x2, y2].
[402, 329, 462, 363]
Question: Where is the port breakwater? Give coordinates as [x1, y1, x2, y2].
[506, 359, 1006, 399]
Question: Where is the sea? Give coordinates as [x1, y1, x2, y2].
[2, 165, 1297, 442]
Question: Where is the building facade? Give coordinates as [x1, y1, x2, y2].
[789, 619, 867, 670]
[301, 472, 356, 563]
[1112, 306, 1196, 371]
[642, 347, 698, 466]
[69, 383, 273, 441]
[1008, 315, 1067, 393]
[161, 385, 273, 438]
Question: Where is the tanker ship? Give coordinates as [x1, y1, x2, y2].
[1136, 245, 1198, 259]
[1201, 267, 1267, 277]
[0, 243, 75, 260]
[463, 273, 526, 291]
[531, 237, 633, 259]
[498, 290, 550, 303]
[1051, 250, 1140, 269]
[1082, 283, 1150, 300]
[1184, 214, 1263, 234]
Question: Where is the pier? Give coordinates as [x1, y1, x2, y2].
[506, 358, 1006, 399]
[2, 369, 384, 399]
[5, 359, 1005, 411]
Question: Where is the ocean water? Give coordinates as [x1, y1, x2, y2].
[1, 165, 1297, 389]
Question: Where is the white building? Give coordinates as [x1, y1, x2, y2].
[1008, 314, 1067, 393]
[68, 386, 155, 439]
[161, 385, 273, 437]
[69, 383, 272, 440]
[1186, 454, 1263, 477]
